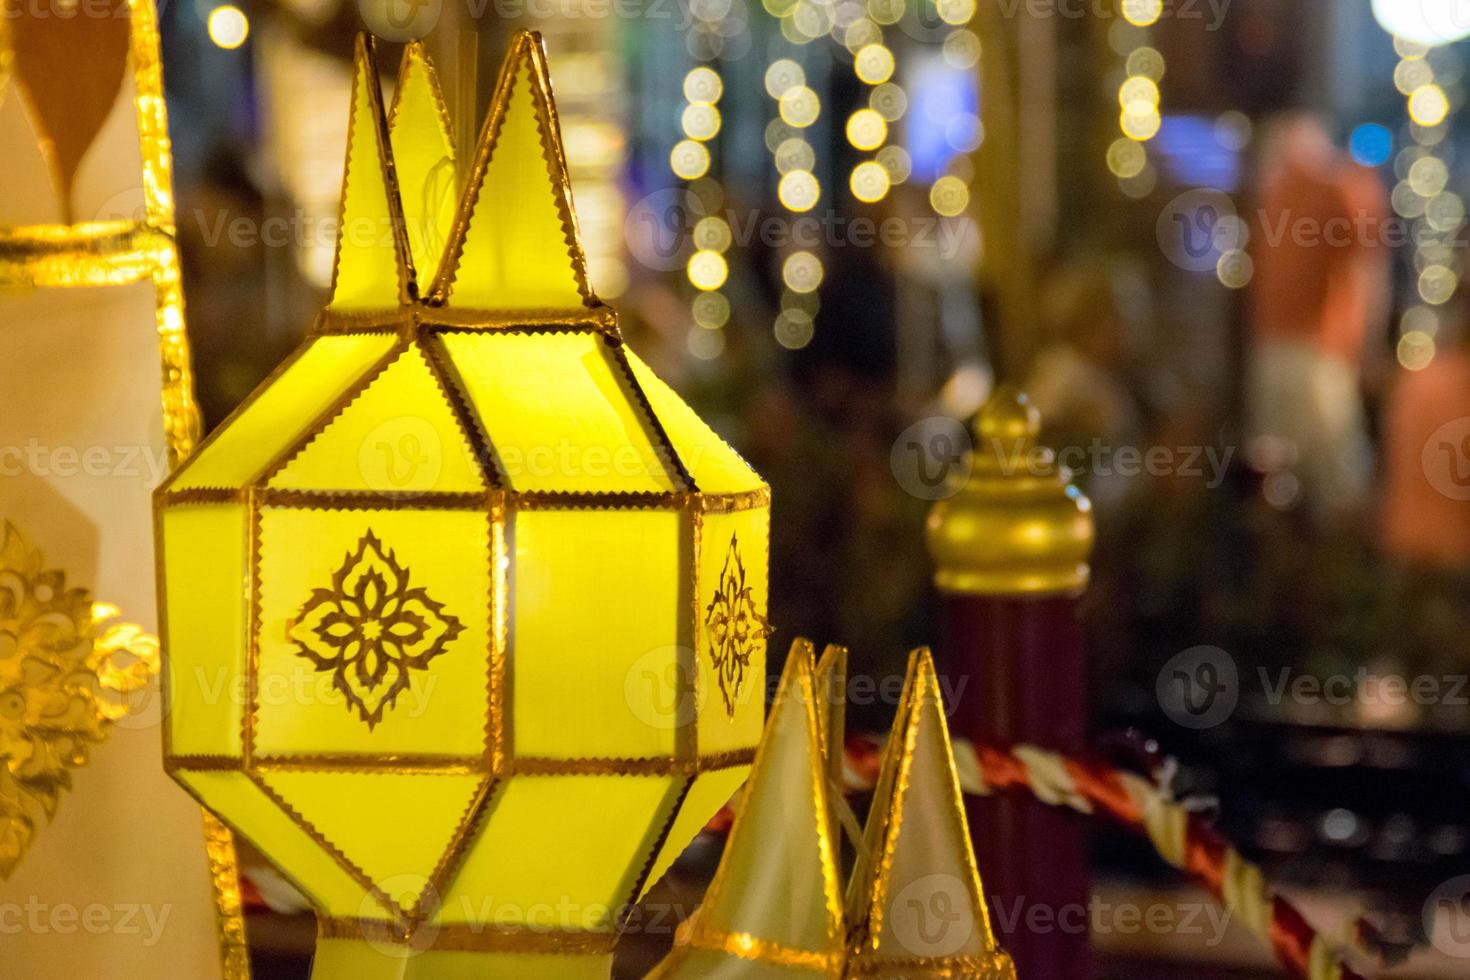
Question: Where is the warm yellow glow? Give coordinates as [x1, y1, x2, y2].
[778, 170, 821, 212]
[1426, 190, 1465, 231]
[688, 325, 726, 360]
[1107, 138, 1147, 178]
[1121, 106, 1162, 141]
[687, 249, 729, 291]
[765, 59, 806, 98]
[1126, 46, 1166, 81]
[846, 108, 888, 151]
[1122, 0, 1163, 27]
[775, 138, 816, 174]
[1418, 263, 1457, 304]
[1216, 249, 1253, 289]
[867, 0, 904, 26]
[877, 145, 912, 183]
[779, 86, 821, 127]
[694, 216, 733, 253]
[1398, 330, 1436, 370]
[682, 103, 722, 142]
[930, 175, 969, 216]
[774, 308, 815, 349]
[1395, 36, 1430, 60]
[1395, 58, 1435, 96]
[1119, 75, 1160, 109]
[670, 139, 711, 180]
[936, 0, 976, 25]
[207, 5, 249, 49]
[855, 44, 896, 84]
[943, 30, 981, 70]
[693, 291, 731, 328]
[684, 66, 724, 104]
[791, 1, 832, 40]
[1408, 156, 1449, 197]
[870, 82, 907, 121]
[850, 161, 891, 203]
[782, 250, 824, 292]
[844, 17, 881, 51]
[1409, 84, 1450, 126]
[160, 38, 773, 970]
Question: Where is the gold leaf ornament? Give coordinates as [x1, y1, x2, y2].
[0, 521, 160, 879]
[290, 530, 464, 730]
[705, 534, 773, 718]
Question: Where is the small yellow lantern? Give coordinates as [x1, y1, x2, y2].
[154, 33, 769, 978]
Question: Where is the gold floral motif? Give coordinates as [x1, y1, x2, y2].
[290, 531, 463, 730]
[0, 521, 160, 880]
[704, 534, 771, 718]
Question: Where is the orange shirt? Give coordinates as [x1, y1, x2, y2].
[1249, 161, 1390, 365]
[1380, 349, 1470, 567]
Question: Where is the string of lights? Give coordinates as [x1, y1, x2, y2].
[1389, 36, 1463, 371]
[1106, 0, 1165, 198]
[669, 0, 985, 354]
[673, 8, 734, 360]
[763, 27, 824, 349]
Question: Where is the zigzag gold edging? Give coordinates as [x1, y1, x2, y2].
[317, 916, 619, 954]
[166, 749, 757, 777]
[0, 0, 238, 974]
[426, 31, 596, 309]
[843, 953, 1017, 978]
[678, 920, 844, 972]
[156, 486, 772, 514]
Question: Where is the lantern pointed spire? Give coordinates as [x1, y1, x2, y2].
[650, 641, 846, 977]
[846, 648, 1016, 978]
[389, 41, 458, 287]
[329, 34, 414, 312]
[429, 30, 596, 311]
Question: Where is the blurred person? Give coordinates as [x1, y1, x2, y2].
[1246, 113, 1391, 523]
[1374, 307, 1470, 715]
[1380, 311, 1470, 568]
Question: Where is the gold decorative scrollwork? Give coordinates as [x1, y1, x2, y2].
[704, 534, 771, 718]
[291, 531, 464, 730]
[0, 521, 159, 879]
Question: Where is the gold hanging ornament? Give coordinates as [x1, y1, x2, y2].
[155, 32, 771, 978]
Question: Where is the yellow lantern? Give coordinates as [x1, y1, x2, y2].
[154, 32, 770, 978]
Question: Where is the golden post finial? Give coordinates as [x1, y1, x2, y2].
[926, 385, 1095, 596]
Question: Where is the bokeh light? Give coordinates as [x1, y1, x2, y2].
[855, 44, 896, 84]
[782, 251, 825, 292]
[670, 139, 711, 179]
[778, 170, 821, 211]
[207, 5, 249, 49]
[850, 160, 891, 203]
[687, 249, 729, 291]
[930, 175, 970, 216]
[846, 108, 888, 151]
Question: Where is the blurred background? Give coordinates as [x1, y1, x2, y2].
[153, 0, 1470, 975]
